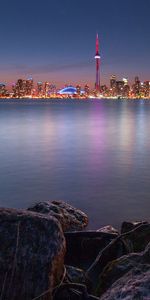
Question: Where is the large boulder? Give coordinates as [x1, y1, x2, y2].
[86, 237, 129, 291]
[121, 220, 148, 234]
[65, 231, 117, 270]
[99, 265, 150, 300]
[0, 208, 66, 300]
[97, 226, 119, 236]
[65, 265, 91, 288]
[53, 283, 99, 300]
[122, 223, 150, 252]
[97, 242, 150, 297]
[28, 201, 88, 232]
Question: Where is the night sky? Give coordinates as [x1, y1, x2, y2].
[0, 0, 150, 87]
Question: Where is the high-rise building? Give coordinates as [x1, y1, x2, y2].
[76, 85, 81, 96]
[0, 83, 7, 97]
[122, 78, 130, 97]
[110, 75, 116, 96]
[26, 77, 33, 96]
[13, 79, 26, 97]
[143, 81, 150, 97]
[116, 81, 124, 96]
[110, 75, 116, 88]
[101, 85, 109, 96]
[84, 84, 90, 96]
[44, 82, 50, 97]
[37, 82, 43, 97]
[95, 34, 101, 91]
[133, 76, 141, 96]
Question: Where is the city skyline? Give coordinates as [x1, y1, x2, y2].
[0, 0, 150, 86]
[0, 74, 149, 99]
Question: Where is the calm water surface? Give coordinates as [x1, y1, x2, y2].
[0, 99, 150, 228]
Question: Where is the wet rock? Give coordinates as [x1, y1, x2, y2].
[65, 231, 116, 270]
[97, 241, 150, 297]
[28, 200, 88, 232]
[97, 225, 119, 235]
[0, 207, 66, 300]
[99, 265, 150, 300]
[121, 220, 148, 234]
[122, 222, 150, 252]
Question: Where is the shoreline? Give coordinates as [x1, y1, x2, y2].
[0, 97, 150, 101]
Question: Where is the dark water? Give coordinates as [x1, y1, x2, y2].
[0, 99, 150, 229]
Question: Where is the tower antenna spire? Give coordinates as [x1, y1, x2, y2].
[95, 34, 101, 92]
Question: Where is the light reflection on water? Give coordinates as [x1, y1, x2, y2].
[0, 99, 150, 228]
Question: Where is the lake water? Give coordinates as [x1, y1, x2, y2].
[0, 99, 150, 229]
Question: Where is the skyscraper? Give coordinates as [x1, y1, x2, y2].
[26, 77, 33, 96]
[110, 75, 116, 96]
[95, 34, 101, 91]
[37, 82, 43, 97]
[0, 83, 7, 97]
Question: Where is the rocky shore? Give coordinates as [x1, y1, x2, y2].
[0, 201, 150, 299]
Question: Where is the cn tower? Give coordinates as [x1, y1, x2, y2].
[95, 34, 101, 91]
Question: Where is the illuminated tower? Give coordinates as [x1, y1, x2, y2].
[95, 34, 101, 91]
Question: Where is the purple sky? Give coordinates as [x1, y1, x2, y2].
[0, 0, 150, 87]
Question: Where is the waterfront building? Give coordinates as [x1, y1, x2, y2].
[122, 78, 130, 97]
[143, 81, 150, 98]
[84, 84, 90, 96]
[26, 77, 33, 96]
[101, 85, 109, 97]
[44, 82, 50, 97]
[0, 83, 7, 97]
[37, 82, 43, 97]
[123, 84, 130, 98]
[13, 79, 26, 97]
[76, 85, 81, 96]
[58, 86, 77, 95]
[110, 75, 117, 96]
[133, 76, 141, 97]
[116, 80, 124, 96]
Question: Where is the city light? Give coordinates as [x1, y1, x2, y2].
[0, 36, 149, 100]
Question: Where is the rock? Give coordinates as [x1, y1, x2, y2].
[86, 237, 129, 290]
[97, 253, 142, 296]
[65, 265, 90, 286]
[65, 231, 116, 270]
[97, 241, 150, 297]
[122, 223, 150, 252]
[28, 200, 88, 232]
[53, 283, 99, 300]
[121, 220, 148, 234]
[0, 207, 66, 300]
[99, 265, 150, 300]
[97, 225, 119, 235]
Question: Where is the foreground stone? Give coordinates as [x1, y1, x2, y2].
[122, 222, 150, 252]
[65, 265, 90, 286]
[121, 220, 148, 234]
[99, 266, 150, 300]
[28, 200, 88, 231]
[97, 225, 119, 235]
[86, 237, 128, 290]
[98, 242, 150, 297]
[0, 208, 65, 300]
[65, 231, 117, 270]
[53, 283, 99, 300]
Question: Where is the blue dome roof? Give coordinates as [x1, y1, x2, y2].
[58, 86, 77, 95]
